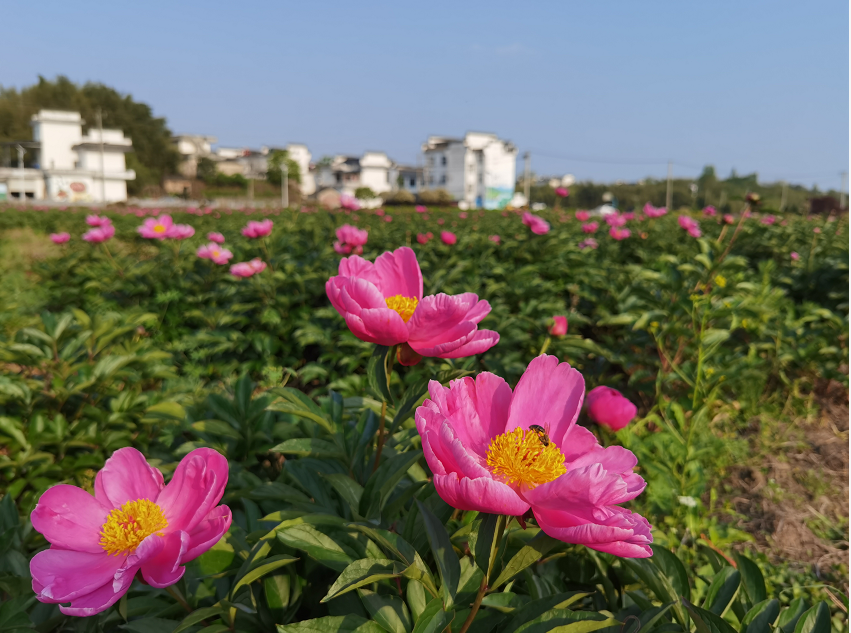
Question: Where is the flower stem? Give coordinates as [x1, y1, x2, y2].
[538, 336, 551, 357]
[165, 585, 192, 613]
[261, 238, 275, 272]
[102, 243, 124, 277]
[373, 400, 387, 473]
[456, 577, 488, 633]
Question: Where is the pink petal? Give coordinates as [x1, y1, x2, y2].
[436, 330, 499, 358]
[94, 447, 164, 508]
[374, 247, 423, 299]
[407, 293, 487, 355]
[526, 463, 641, 508]
[559, 424, 601, 463]
[155, 448, 229, 532]
[30, 485, 110, 553]
[338, 254, 382, 287]
[56, 569, 136, 617]
[30, 549, 123, 604]
[140, 531, 189, 588]
[183, 505, 232, 562]
[339, 278, 410, 345]
[505, 355, 585, 448]
[433, 472, 529, 516]
[532, 505, 652, 558]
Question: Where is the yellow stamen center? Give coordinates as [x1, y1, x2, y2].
[154, 224, 166, 233]
[385, 295, 419, 323]
[99, 499, 168, 556]
[212, 250, 220, 257]
[486, 428, 566, 489]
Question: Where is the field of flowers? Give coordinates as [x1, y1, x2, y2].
[0, 200, 847, 633]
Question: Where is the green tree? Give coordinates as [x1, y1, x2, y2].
[196, 157, 217, 183]
[354, 186, 376, 199]
[266, 150, 301, 186]
[0, 75, 178, 194]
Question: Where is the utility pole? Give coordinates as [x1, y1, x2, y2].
[281, 162, 288, 208]
[523, 152, 531, 207]
[665, 161, 673, 211]
[841, 171, 848, 210]
[96, 109, 106, 203]
[779, 180, 788, 212]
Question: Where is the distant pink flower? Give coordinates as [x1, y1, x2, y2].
[790, 251, 800, 260]
[197, 243, 233, 265]
[459, 212, 468, 219]
[549, 316, 568, 336]
[50, 232, 70, 244]
[489, 235, 501, 244]
[622, 212, 635, 221]
[643, 204, 667, 218]
[522, 212, 550, 235]
[334, 224, 369, 255]
[703, 206, 717, 216]
[415, 355, 651, 556]
[416, 232, 431, 244]
[813, 227, 822, 234]
[437, 218, 445, 225]
[581, 222, 598, 234]
[760, 215, 776, 225]
[678, 215, 701, 237]
[166, 224, 195, 240]
[416, 205, 427, 213]
[86, 214, 111, 227]
[138, 215, 174, 240]
[326, 246, 499, 364]
[384, 216, 393, 222]
[555, 187, 569, 198]
[579, 238, 598, 250]
[340, 194, 360, 211]
[208, 232, 225, 244]
[83, 224, 115, 243]
[606, 214, 627, 227]
[30, 447, 230, 616]
[609, 227, 630, 240]
[230, 258, 267, 277]
[586, 386, 637, 431]
[242, 219, 273, 238]
[723, 214, 735, 224]
[575, 211, 590, 221]
[375, 208, 386, 217]
[441, 231, 457, 245]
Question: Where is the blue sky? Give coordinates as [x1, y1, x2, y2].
[4, 0, 848, 189]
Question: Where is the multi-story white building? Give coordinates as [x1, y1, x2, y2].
[172, 134, 217, 178]
[421, 132, 517, 209]
[0, 110, 135, 202]
[285, 144, 315, 195]
[314, 152, 393, 197]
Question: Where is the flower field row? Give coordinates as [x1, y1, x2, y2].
[0, 202, 846, 633]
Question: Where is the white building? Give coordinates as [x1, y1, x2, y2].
[285, 144, 315, 195]
[0, 110, 135, 202]
[314, 152, 393, 197]
[172, 134, 217, 178]
[421, 132, 517, 209]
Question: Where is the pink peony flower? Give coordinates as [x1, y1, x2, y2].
[790, 251, 800, 260]
[50, 232, 70, 244]
[579, 238, 599, 250]
[416, 205, 427, 213]
[83, 224, 115, 243]
[242, 219, 273, 238]
[723, 214, 735, 224]
[86, 215, 112, 227]
[582, 222, 599, 234]
[30, 447, 231, 616]
[585, 386, 637, 431]
[440, 231, 456, 245]
[326, 246, 499, 364]
[138, 215, 174, 240]
[415, 355, 651, 556]
[703, 206, 717, 216]
[522, 212, 550, 235]
[575, 210, 590, 222]
[760, 215, 776, 225]
[622, 212, 635, 221]
[207, 232, 225, 244]
[549, 316, 568, 336]
[340, 194, 360, 211]
[166, 224, 195, 240]
[489, 235, 501, 244]
[230, 258, 266, 277]
[384, 216, 393, 223]
[643, 204, 667, 218]
[678, 215, 701, 237]
[555, 187, 569, 198]
[459, 212, 468, 219]
[606, 214, 627, 227]
[197, 243, 233, 265]
[375, 208, 386, 217]
[416, 232, 431, 244]
[334, 224, 369, 255]
[813, 227, 822, 234]
[609, 227, 631, 240]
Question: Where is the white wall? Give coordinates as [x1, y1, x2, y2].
[32, 110, 83, 170]
[360, 151, 391, 194]
[287, 144, 315, 195]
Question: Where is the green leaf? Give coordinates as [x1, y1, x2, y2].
[635, 602, 676, 633]
[513, 608, 616, 633]
[359, 450, 423, 519]
[650, 545, 690, 601]
[142, 401, 185, 423]
[322, 559, 407, 602]
[776, 599, 809, 633]
[277, 524, 353, 571]
[231, 555, 298, 596]
[277, 615, 387, 633]
[272, 438, 345, 458]
[702, 567, 741, 616]
[792, 603, 831, 633]
[325, 474, 364, 513]
[411, 598, 453, 633]
[702, 329, 730, 347]
[268, 387, 336, 434]
[469, 514, 505, 581]
[265, 574, 292, 610]
[732, 553, 767, 607]
[173, 607, 227, 633]
[120, 619, 179, 633]
[682, 601, 738, 633]
[191, 419, 241, 439]
[388, 379, 429, 433]
[197, 538, 235, 576]
[503, 594, 592, 633]
[623, 558, 689, 628]
[358, 588, 412, 633]
[367, 345, 394, 403]
[416, 500, 460, 607]
[741, 599, 780, 633]
[490, 532, 560, 590]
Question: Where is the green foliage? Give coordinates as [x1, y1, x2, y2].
[354, 187, 377, 200]
[268, 150, 302, 186]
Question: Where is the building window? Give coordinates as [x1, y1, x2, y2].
[441, 156, 447, 166]
[427, 157, 434, 166]
[409, 177, 416, 187]
[336, 173, 342, 184]
[440, 175, 446, 185]
[478, 174, 483, 184]
[386, 172, 389, 183]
